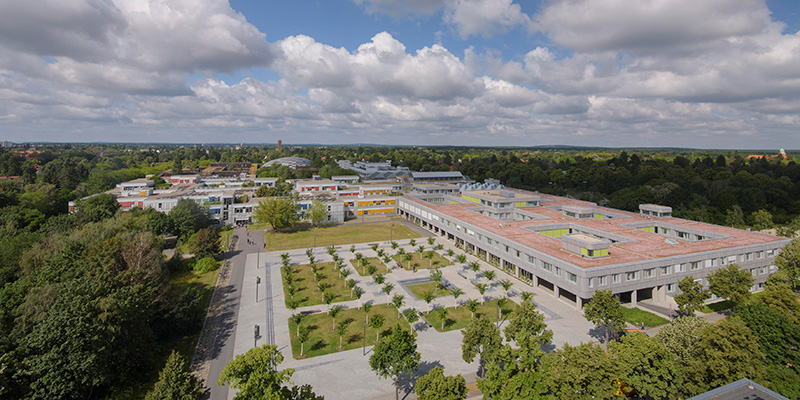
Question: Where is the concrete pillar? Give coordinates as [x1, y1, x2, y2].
[577, 297, 584, 310]
[631, 289, 638, 306]
[555, 285, 561, 300]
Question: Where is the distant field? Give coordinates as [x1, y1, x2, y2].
[264, 222, 420, 251]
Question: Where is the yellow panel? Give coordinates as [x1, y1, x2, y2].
[594, 214, 604, 219]
[596, 248, 609, 257]
[581, 248, 589, 256]
[515, 201, 526, 207]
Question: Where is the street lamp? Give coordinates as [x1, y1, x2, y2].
[363, 320, 366, 356]
[390, 223, 395, 242]
[256, 276, 261, 303]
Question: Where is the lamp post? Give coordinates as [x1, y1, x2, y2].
[363, 320, 366, 356]
[390, 223, 394, 242]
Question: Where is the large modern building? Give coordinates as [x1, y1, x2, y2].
[397, 188, 789, 309]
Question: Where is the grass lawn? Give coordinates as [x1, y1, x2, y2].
[406, 282, 452, 299]
[265, 222, 420, 251]
[281, 262, 355, 308]
[220, 228, 235, 252]
[621, 307, 670, 328]
[287, 304, 410, 359]
[424, 299, 517, 332]
[247, 222, 271, 230]
[390, 252, 453, 270]
[350, 257, 392, 276]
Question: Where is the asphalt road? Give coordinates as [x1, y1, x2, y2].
[206, 227, 264, 400]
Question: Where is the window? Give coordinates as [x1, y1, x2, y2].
[611, 274, 620, 284]
[597, 276, 607, 286]
[587, 249, 595, 257]
[555, 267, 561, 277]
[566, 272, 577, 283]
[626, 271, 639, 281]
[745, 253, 753, 261]
[504, 245, 509, 253]
[666, 283, 675, 292]
[527, 254, 536, 264]
[767, 249, 775, 257]
[643, 268, 654, 278]
[758, 266, 766, 275]
[589, 278, 594, 288]
[515, 250, 520, 258]
[676, 264, 686, 273]
[691, 261, 701, 271]
[541, 261, 553, 273]
[756, 251, 764, 259]
[751, 268, 757, 277]
[660, 266, 671, 275]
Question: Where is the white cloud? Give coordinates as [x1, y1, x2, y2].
[444, 0, 533, 39]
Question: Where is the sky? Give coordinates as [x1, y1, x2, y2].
[0, 0, 799, 149]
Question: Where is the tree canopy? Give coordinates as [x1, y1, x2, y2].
[369, 325, 421, 400]
[254, 197, 299, 231]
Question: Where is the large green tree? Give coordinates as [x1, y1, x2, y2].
[218, 344, 322, 400]
[543, 342, 620, 400]
[707, 263, 753, 307]
[461, 316, 502, 377]
[307, 199, 327, 226]
[144, 351, 203, 400]
[675, 276, 709, 315]
[254, 197, 299, 231]
[369, 325, 421, 400]
[775, 237, 800, 290]
[169, 200, 209, 237]
[191, 227, 221, 257]
[609, 333, 682, 399]
[414, 366, 467, 400]
[655, 315, 709, 367]
[582, 289, 623, 344]
[76, 193, 120, 223]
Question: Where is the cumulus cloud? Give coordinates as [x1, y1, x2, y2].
[444, 0, 533, 39]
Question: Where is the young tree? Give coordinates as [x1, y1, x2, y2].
[456, 254, 467, 264]
[383, 255, 392, 271]
[417, 245, 425, 254]
[329, 304, 343, 330]
[390, 241, 399, 251]
[461, 316, 502, 377]
[371, 243, 380, 253]
[340, 267, 352, 284]
[450, 287, 465, 308]
[708, 264, 754, 308]
[346, 277, 357, 293]
[391, 294, 405, 319]
[427, 237, 436, 246]
[446, 249, 455, 258]
[323, 291, 335, 308]
[422, 290, 436, 314]
[353, 285, 365, 307]
[403, 253, 413, 269]
[382, 282, 395, 301]
[475, 283, 488, 304]
[409, 239, 417, 247]
[217, 344, 293, 399]
[350, 244, 356, 253]
[609, 333, 682, 399]
[290, 313, 305, 338]
[582, 289, 624, 344]
[424, 251, 435, 268]
[415, 366, 467, 400]
[498, 279, 513, 297]
[483, 270, 495, 284]
[520, 291, 533, 302]
[430, 268, 443, 294]
[326, 246, 336, 258]
[298, 325, 310, 358]
[363, 302, 373, 325]
[305, 248, 314, 260]
[145, 351, 203, 400]
[354, 252, 364, 273]
[465, 299, 479, 318]
[435, 306, 449, 330]
[370, 314, 386, 342]
[335, 320, 350, 350]
[308, 199, 327, 227]
[468, 261, 480, 277]
[366, 263, 378, 276]
[369, 325, 421, 400]
[253, 197, 298, 231]
[403, 308, 419, 333]
[675, 276, 710, 315]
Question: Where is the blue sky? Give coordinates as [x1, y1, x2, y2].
[0, 0, 798, 148]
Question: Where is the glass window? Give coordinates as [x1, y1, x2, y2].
[598, 276, 607, 285]
[660, 266, 671, 275]
[666, 283, 675, 292]
[691, 262, 701, 271]
[567, 272, 577, 283]
[555, 267, 561, 277]
[643, 268, 654, 278]
[612, 274, 620, 283]
[626, 271, 639, 281]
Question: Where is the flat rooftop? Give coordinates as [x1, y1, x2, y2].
[404, 191, 786, 269]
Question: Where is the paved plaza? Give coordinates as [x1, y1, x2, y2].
[219, 231, 599, 400]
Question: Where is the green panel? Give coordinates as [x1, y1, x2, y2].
[638, 226, 656, 233]
[554, 229, 569, 238]
[594, 213, 605, 219]
[581, 248, 589, 256]
[540, 230, 554, 237]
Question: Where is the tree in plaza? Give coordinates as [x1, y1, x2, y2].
[281, 252, 291, 265]
[450, 287, 465, 308]
[675, 276, 710, 315]
[498, 279, 513, 297]
[582, 289, 624, 344]
[456, 254, 467, 264]
[390, 241, 399, 251]
[290, 313, 305, 338]
[446, 249, 455, 258]
[323, 291, 335, 308]
[308, 199, 327, 226]
[218, 344, 322, 399]
[354, 252, 364, 273]
[369, 325, 421, 400]
[191, 227, 221, 258]
[609, 333, 682, 399]
[391, 294, 405, 319]
[340, 267, 352, 284]
[310, 263, 320, 282]
[346, 278, 357, 293]
[542, 342, 620, 400]
[415, 366, 467, 400]
[353, 286, 365, 307]
[655, 315, 709, 367]
[335, 320, 350, 350]
[424, 251, 436, 268]
[475, 283, 488, 304]
[373, 272, 386, 286]
[403, 253, 413, 269]
[520, 291, 533, 302]
[409, 239, 417, 247]
[422, 290, 436, 314]
[253, 197, 298, 231]
[371, 243, 379, 253]
[427, 237, 436, 246]
[430, 268, 443, 294]
[435, 306, 449, 330]
[376, 248, 385, 258]
[370, 314, 386, 342]
[417, 245, 425, 255]
[366, 263, 378, 276]
[483, 270, 495, 284]
[465, 299, 479, 318]
[350, 244, 356, 253]
[363, 302, 373, 325]
[382, 255, 392, 271]
[403, 308, 419, 333]
[286, 297, 299, 314]
[684, 317, 765, 396]
[461, 316, 502, 377]
[305, 248, 314, 260]
[707, 263, 753, 308]
[382, 282, 395, 302]
[329, 304, 343, 330]
[326, 246, 336, 258]
[478, 299, 552, 400]
[775, 237, 800, 290]
[145, 351, 203, 400]
[298, 325, 310, 358]
[468, 261, 480, 277]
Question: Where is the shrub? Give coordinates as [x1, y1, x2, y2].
[193, 257, 220, 273]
